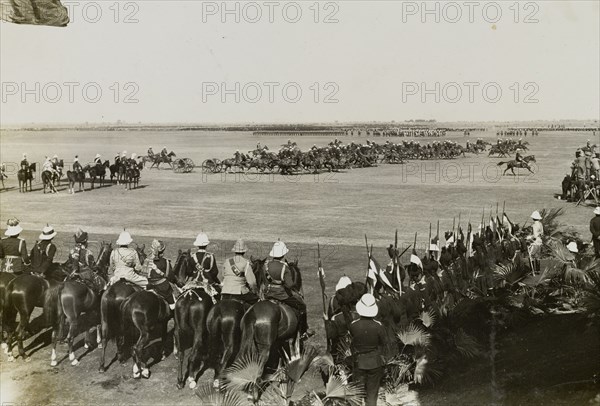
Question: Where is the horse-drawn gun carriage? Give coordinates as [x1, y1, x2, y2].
[201, 158, 222, 173]
[173, 158, 195, 173]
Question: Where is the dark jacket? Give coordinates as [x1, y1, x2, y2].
[193, 251, 219, 285]
[349, 317, 387, 370]
[590, 216, 600, 239]
[0, 236, 30, 273]
[148, 257, 171, 285]
[264, 259, 294, 300]
[30, 240, 56, 274]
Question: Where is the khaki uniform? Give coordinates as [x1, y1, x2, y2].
[108, 247, 147, 287]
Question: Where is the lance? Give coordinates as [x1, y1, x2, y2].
[428, 223, 432, 256]
[480, 207, 485, 236]
[317, 243, 327, 319]
[364, 234, 370, 285]
[501, 201, 506, 226]
[452, 217, 456, 246]
[394, 229, 401, 293]
[436, 220, 440, 261]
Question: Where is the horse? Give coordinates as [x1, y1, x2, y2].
[47, 242, 111, 367]
[150, 152, 176, 170]
[18, 163, 36, 193]
[120, 289, 171, 379]
[41, 170, 61, 194]
[172, 250, 215, 389]
[109, 161, 127, 185]
[124, 163, 142, 190]
[66, 170, 85, 194]
[2, 266, 69, 361]
[85, 160, 110, 189]
[204, 257, 265, 388]
[0, 272, 17, 345]
[98, 245, 146, 372]
[497, 155, 536, 176]
[238, 259, 304, 377]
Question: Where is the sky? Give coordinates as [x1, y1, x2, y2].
[1, 0, 599, 124]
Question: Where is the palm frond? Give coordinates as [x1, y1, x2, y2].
[413, 355, 441, 385]
[548, 240, 575, 265]
[322, 375, 365, 406]
[419, 310, 436, 328]
[284, 343, 319, 383]
[223, 352, 267, 393]
[397, 323, 431, 347]
[564, 265, 591, 286]
[453, 329, 481, 358]
[195, 382, 251, 406]
[258, 384, 288, 406]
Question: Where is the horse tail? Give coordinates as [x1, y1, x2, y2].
[497, 161, 506, 166]
[238, 312, 257, 357]
[43, 283, 63, 328]
[1, 281, 17, 334]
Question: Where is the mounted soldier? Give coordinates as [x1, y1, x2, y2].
[93, 154, 102, 165]
[186, 232, 221, 298]
[160, 146, 168, 158]
[143, 239, 175, 310]
[108, 231, 147, 287]
[0, 218, 30, 275]
[263, 240, 313, 339]
[73, 156, 84, 173]
[30, 225, 57, 275]
[147, 146, 155, 157]
[515, 148, 524, 163]
[220, 239, 258, 306]
[20, 153, 29, 170]
[69, 228, 106, 291]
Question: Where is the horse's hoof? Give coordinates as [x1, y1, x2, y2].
[7, 355, 15, 362]
[161, 353, 166, 361]
[176, 382, 184, 390]
[84, 343, 89, 350]
[189, 380, 196, 389]
[71, 359, 79, 366]
[97, 343, 103, 349]
[50, 360, 58, 367]
[133, 372, 141, 379]
[99, 366, 106, 373]
[69, 353, 75, 361]
[141, 368, 150, 379]
[24, 356, 31, 363]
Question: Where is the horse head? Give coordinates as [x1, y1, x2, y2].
[173, 249, 193, 287]
[95, 241, 112, 277]
[286, 259, 302, 292]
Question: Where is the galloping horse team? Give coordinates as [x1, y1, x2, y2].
[0, 218, 311, 389]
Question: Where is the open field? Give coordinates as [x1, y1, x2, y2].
[0, 128, 598, 405]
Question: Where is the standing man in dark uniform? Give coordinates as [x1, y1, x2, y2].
[30, 225, 57, 275]
[0, 218, 30, 275]
[264, 240, 312, 339]
[590, 207, 600, 258]
[349, 293, 387, 406]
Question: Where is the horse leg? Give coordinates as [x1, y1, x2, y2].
[175, 329, 186, 389]
[15, 308, 32, 361]
[186, 335, 204, 389]
[160, 320, 168, 361]
[50, 322, 60, 366]
[98, 319, 109, 372]
[67, 317, 80, 365]
[133, 330, 150, 379]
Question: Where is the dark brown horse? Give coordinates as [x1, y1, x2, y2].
[85, 160, 110, 189]
[98, 245, 146, 372]
[18, 163, 36, 193]
[497, 155, 536, 176]
[173, 250, 214, 389]
[48, 242, 111, 367]
[66, 170, 85, 194]
[238, 259, 303, 375]
[204, 257, 264, 388]
[120, 289, 170, 379]
[3, 266, 68, 361]
[0, 272, 17, 346]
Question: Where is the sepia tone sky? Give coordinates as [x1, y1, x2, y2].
[1, 0, 599, 124]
